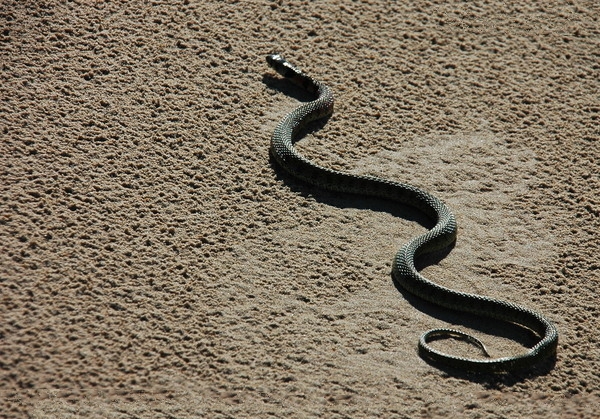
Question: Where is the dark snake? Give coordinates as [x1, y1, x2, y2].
[266, 54, 558, 372]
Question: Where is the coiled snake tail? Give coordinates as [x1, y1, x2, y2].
[266, 54, 558, 373]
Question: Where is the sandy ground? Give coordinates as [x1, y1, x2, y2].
[1, 1, 599, 418]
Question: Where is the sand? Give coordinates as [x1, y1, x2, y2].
[1, 0, 599, 417]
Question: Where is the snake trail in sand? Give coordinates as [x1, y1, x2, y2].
[265, 54, 558, 372]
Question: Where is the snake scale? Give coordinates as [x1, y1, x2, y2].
[266, 54, 558, 373]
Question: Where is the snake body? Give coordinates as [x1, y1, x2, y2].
[266, 54, 558, 372]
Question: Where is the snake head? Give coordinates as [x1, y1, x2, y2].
[266, 54, 303, 78]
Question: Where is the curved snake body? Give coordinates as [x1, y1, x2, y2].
[266, 54, 558, 372]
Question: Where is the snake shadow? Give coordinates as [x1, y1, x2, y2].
[263, 76, 557, 385]
[263, 73, 316, 103]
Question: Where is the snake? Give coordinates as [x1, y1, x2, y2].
[266, 54, 558, 373]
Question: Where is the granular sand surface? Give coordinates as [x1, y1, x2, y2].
[1, 1, 599, 418]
